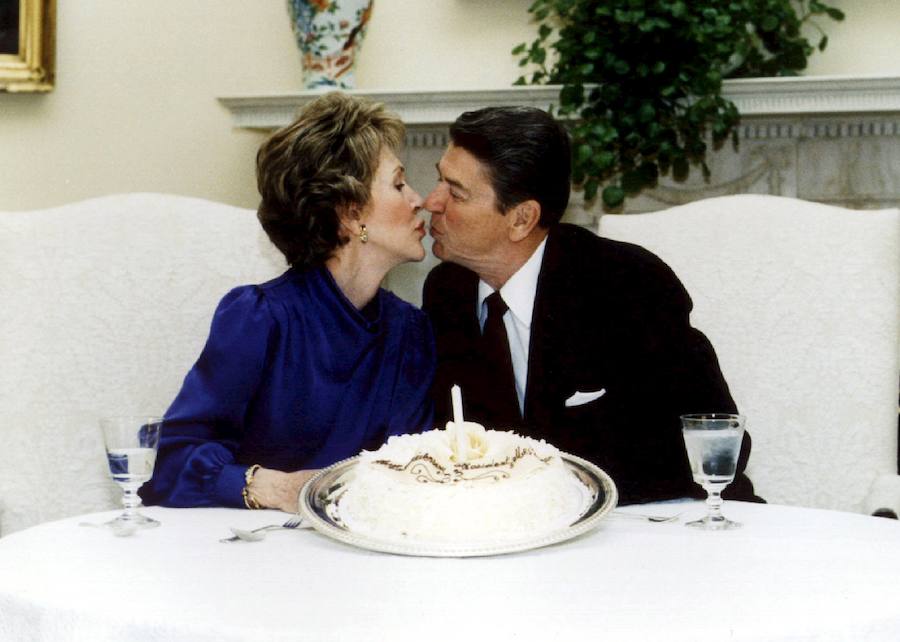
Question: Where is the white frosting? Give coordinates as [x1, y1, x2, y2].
[339, 422, 589, 544]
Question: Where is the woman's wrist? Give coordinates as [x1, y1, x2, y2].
[250, 468, 318, 513]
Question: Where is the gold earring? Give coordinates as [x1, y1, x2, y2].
[359, 224, 368, 244]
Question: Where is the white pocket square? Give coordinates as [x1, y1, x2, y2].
[564, 389, 606, 407]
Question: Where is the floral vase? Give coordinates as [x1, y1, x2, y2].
[287, 0, 375, 90]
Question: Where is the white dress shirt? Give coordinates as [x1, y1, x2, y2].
[477, 237, 547, 415]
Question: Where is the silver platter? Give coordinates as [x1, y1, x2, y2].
[298, 453, 618, 558]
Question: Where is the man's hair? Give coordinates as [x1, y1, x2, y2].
[449, 106, 571, 227]
[256, 92, 404, 267]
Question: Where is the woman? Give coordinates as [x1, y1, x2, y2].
[141, 92, 434, 512]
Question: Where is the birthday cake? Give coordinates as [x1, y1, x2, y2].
[338, 420, 591, 543]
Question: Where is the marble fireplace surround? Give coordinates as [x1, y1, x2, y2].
[219, 75, 900, 301]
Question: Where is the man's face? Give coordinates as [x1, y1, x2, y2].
[423, 144, 509, 273]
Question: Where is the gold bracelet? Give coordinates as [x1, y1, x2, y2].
[242, 487, 261, 510]
[242, 464, 262, 509]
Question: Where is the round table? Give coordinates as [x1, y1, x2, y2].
[0, 501, 898, 641]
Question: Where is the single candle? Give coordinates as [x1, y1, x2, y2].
[450, 384, 466, 462]
[451, 384, 464, 425]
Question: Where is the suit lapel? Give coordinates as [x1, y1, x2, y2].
[525, 225, 615, 426]
[524, 227, 569, 425]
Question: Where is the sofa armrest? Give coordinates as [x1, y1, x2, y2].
[863, 473, 900, 518]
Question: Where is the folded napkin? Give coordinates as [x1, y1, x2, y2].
[565, 389, 606, 408]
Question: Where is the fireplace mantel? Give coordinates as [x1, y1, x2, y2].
[218, 75, 900, 131]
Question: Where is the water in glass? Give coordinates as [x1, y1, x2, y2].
[107, 447, 157, 485]
[683, 427, 742, 487]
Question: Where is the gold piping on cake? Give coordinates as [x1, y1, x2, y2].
[372, 447, 553, 485]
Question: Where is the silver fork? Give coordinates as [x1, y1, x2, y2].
[219, 514, 308, 543]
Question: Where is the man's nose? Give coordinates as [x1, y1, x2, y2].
[423, 185, 446, 214]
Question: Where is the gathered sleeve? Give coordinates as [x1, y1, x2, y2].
[140, 286, 275, 508]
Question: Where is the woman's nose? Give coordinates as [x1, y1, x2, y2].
[409, 188, 424, 210]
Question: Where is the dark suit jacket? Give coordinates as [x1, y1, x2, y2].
[422, 223, 761, 504]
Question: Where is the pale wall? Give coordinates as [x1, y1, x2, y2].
[1, 0, 898, 211]
[0, 1, 304, 212]
[803, 0, 900, 77]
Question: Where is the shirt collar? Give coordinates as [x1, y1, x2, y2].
[477, 237, 547, 328]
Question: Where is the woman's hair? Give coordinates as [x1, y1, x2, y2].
[256, 92, 405, 267]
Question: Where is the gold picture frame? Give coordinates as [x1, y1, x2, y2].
[0, 0, 55, 92]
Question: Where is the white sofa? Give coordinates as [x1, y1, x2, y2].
[2, 192, 897, 536]
[0, 193, 285, 536]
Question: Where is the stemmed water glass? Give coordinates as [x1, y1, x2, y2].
[100, 415, 163, 531]
[681, 413, 745, 530]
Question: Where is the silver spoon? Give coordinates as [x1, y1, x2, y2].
[227, 527, 267, 542]
[612, 510, 683, 523]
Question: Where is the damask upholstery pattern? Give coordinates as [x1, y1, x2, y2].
[599, 195, 900, 512]
[0, 194, 285, 535]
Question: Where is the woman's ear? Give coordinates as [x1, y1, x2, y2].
[506, 200, 542, 242]
[337, 203, 364, 237]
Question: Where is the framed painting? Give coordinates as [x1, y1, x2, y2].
[0, 0, 55, 92]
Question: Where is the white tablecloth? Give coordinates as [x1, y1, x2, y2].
[0, 501, 898, 642]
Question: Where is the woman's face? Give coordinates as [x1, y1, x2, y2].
[361, 147, 426, 266]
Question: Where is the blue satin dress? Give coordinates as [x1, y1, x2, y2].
[140, 265, 436, 508]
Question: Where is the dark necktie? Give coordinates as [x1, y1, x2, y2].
[481, 291, 521, 421]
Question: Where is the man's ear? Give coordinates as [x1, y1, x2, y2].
[506, 200, 542, 242]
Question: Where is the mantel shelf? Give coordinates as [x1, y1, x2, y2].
[219, 75, 900, 130]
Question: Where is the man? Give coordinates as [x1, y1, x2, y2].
[421, 106, 760, 504]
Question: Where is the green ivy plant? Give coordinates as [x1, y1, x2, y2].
[514, 0, 845, 208]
